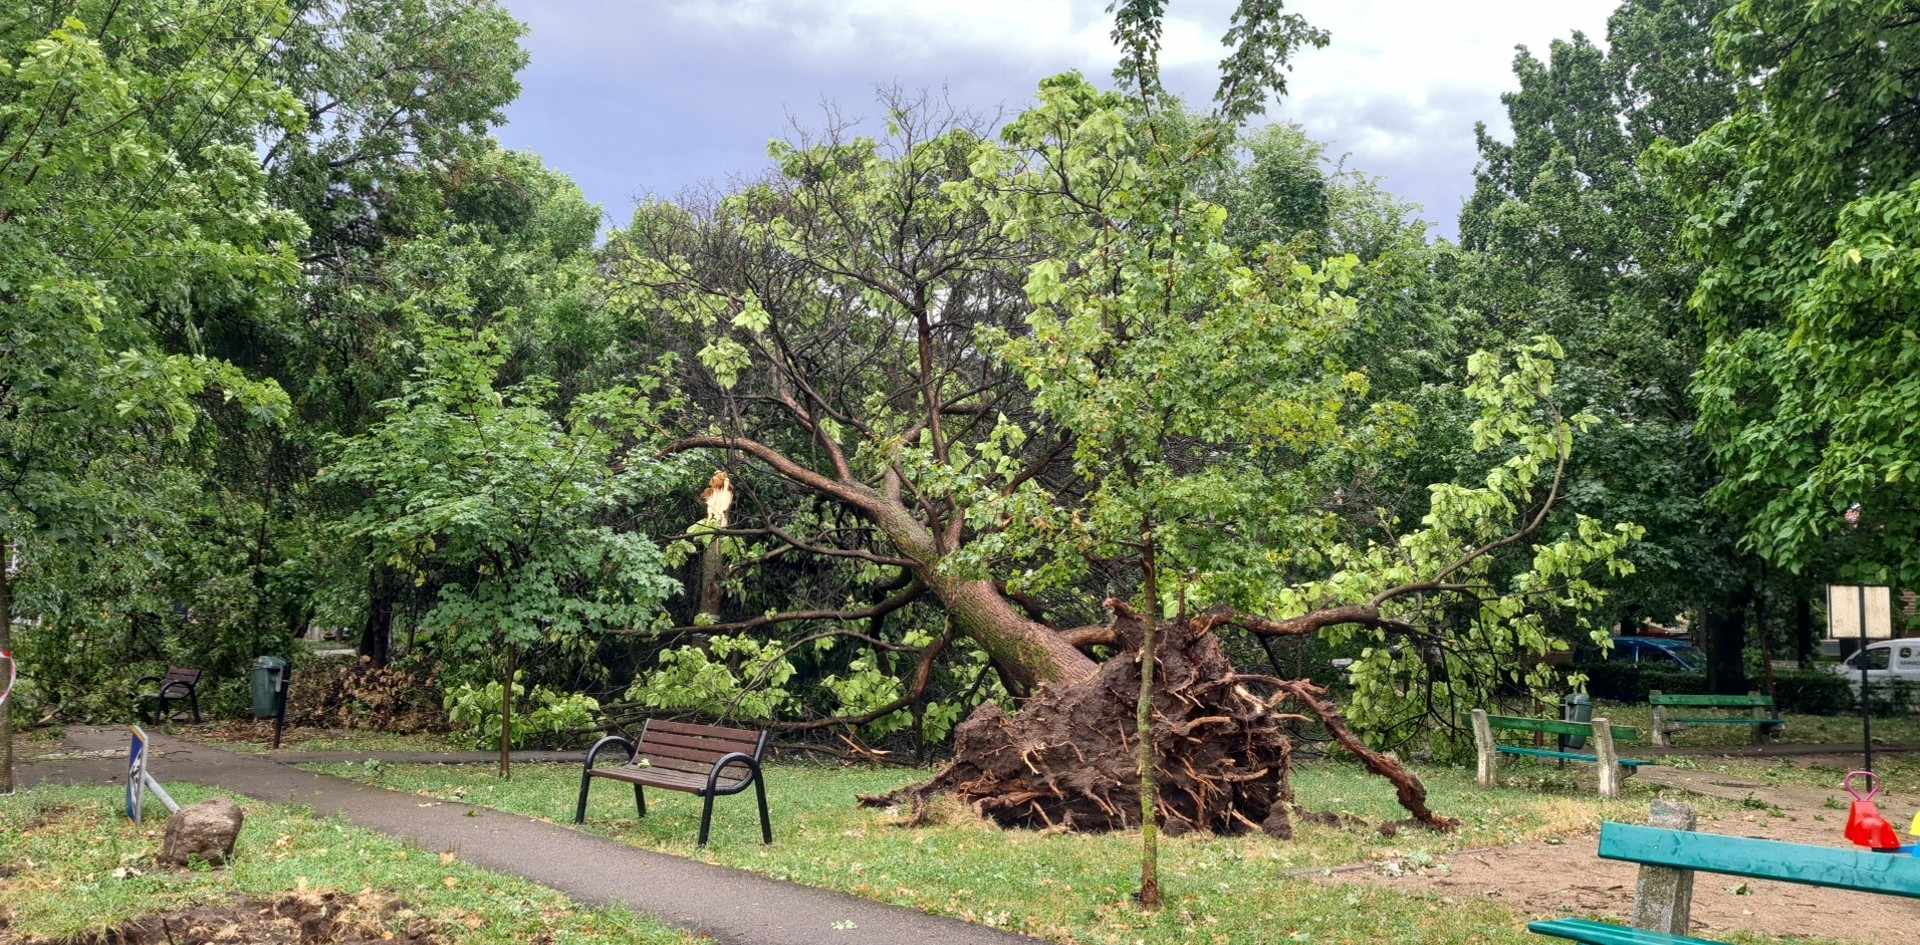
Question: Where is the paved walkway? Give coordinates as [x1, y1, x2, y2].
[20, 727, 1039, 945]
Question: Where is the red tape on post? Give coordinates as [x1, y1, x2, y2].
[0, 650, 13, 707]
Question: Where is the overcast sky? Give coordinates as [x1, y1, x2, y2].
[494, 1, 1620, 242]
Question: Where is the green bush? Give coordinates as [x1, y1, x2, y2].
[444, 676, 601, 750]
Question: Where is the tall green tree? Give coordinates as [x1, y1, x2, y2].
[1456, 0, 1757, 686]
[1658, 0, 1920, 591]
[0, 0, 302, 790]
[323, 325, 679, 777]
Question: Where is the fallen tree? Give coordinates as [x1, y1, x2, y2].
[604, 22, 1637, 841]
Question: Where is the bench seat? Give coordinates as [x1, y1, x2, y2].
[1496, 745, 1646, 768]
[587, 763, 750, 793]
[1529, 918, 1723, 945]
[1663, 717, 1783, 726]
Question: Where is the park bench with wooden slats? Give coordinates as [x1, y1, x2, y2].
[575, 718, 772, 846]
[1471, 709, 1647, 797]
[137, 666, 204, 724]
[1648, 691, 1783, 747]
[1529, 800, 1920, 945]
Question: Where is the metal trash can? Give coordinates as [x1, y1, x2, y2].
[1562, 692, 1593, 750]
[250, 656, 289, 719]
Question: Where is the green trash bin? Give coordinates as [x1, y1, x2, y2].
[251, 656, 289, 719]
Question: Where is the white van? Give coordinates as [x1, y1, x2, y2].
[1832, 639, 1920, 696]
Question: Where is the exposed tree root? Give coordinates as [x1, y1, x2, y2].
[861, 602, 1455, 837]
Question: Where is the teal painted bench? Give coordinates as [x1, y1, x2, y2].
[1529, 803, 1920, 945]
[1471, 710, 1646, 797]
[1648, 691, 1784, 747]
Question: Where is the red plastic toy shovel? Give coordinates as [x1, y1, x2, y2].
[1844, 771, 1903, 852]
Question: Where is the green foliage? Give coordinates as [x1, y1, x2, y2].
[944, 69, 1639, 743]
[624, 635, 797, 722]
[444, 676, 601, 749]
[1455, 0, 1745, 630]
[1660, 0, 1920, 587]
[323, 325, 679, 678]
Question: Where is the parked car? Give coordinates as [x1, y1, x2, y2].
[1830, 639, 1920, 695]
[1604, 636, 1706, 672]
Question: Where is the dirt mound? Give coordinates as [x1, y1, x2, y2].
[49, 892, 437, 945]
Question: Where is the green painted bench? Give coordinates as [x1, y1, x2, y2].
[1648, 691, 1784, 747]
[1529, 803, 1920, 945]
[1471, 709, 1646, 797]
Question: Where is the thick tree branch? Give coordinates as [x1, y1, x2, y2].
[634, 575, 927, 636]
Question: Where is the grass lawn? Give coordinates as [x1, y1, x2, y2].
[312, 757, 1739, 945]
[169, 721, 464, 755]
[1593, 700, 1920, 749]
[0, 783, 700, 944]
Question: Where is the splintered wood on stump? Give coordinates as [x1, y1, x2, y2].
[863, 601, 1455, 837]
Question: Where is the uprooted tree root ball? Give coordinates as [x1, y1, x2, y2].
[863, 603, 1456, 838]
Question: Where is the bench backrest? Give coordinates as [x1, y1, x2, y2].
[1487, 714, 1641, 743]
[1599, 823, 1920, 898]
[160, 666, 202, 688]
[634, 719, 768, 776]
[1649, 692, 1771, 708]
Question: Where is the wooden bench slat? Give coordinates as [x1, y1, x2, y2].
[1495, 746, 1646, 768]
[633, 753, 715, 776]
[638, 742, 736, 770]
[641, 729, 749, 759]
[645, 719, 763, 745]
[1488, 715, 1641, 742]
[1528, 918, 1721, 945]
[1598, 823, 1920, 898]
[1648, 694, 1771, 707]
[1665, 717, 1783, 726]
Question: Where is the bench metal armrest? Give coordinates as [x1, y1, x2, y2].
[705, 751, 760, 795]
[584, 734, 636, 769]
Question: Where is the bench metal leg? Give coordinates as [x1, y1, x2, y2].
[698, 792, 716, 847]
[755, 776, 772, 844]
[634, 784, 646, 818]
[575, 770, 594, 824]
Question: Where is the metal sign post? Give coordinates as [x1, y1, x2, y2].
[126, 725, 179, 824]
[1827, 584, 1893, 773]
[272, 663, 292, 750]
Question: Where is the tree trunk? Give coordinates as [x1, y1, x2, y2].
[698, 536, 727, 619]
[1793, 593, 1815, 669]
[1134, 607, 1161, 907]
[1703, 588, 1750, 694]
[1, 536, 13, 795]
[499, 643, 515, 780]
[360, 566, 398, 667]
[862, 487, 1097, 689]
